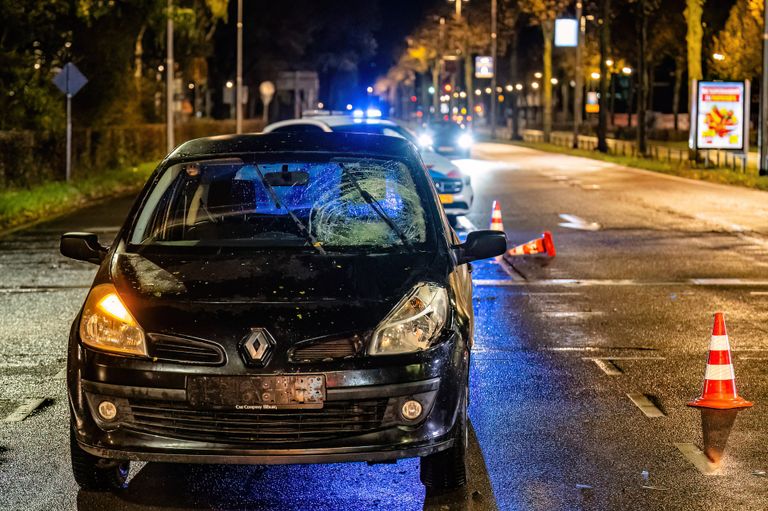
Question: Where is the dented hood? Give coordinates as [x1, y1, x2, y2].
[110, 249, 446, 346]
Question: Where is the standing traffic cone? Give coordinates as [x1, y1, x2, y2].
[688, 312, 753, 410]
[506, 231, 556, 258]
[489, 201, 504, 232]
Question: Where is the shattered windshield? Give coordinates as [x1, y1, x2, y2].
[129, 156, 429, 251]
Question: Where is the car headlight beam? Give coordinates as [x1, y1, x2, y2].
[457, 133, 473, 148]
[369, 282, 448, 355]
[79, 284, 148, 357]
[418, 134, 434, 148]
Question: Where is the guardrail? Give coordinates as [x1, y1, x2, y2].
[520, 129, 752, 173]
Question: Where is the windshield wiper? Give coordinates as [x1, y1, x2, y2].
[252, 163, 326, 255]
[338, 163, 413, 250]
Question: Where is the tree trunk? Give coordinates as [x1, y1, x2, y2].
[464, 50, 474, 123]
[685, 0, 703, 161]
[431, 64, 440, 121]
[542, 20, 554, 143]
[597, 0, 611, 153]
[637, 3, 648, 155]
[673, 55, 684, 131]
[509, 30, 521, 139]
[134, 24, 147, 103]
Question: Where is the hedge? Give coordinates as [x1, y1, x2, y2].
[0, 119, 264, 189]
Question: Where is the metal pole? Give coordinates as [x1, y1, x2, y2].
[573, 1, 584, 148]
[490, 0, 497, 138]
[66, 93, 71, 182]
[166, 0, 174, 153]
[760, 0, 768, 175]
[236, 0, 243, 134]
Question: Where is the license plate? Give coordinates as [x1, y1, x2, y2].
[439, 194, 454, 204]
[187, 375, 325, 410]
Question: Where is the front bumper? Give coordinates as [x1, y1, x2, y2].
[69, 334, 468, 464]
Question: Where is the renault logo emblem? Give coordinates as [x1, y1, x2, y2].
[240, 328, 275, 367]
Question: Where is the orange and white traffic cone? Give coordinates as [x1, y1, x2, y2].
[688, 312, 753, 410]
[506, 231, 556, 258]
[489, 201, 504, 232]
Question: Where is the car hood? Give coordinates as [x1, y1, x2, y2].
[420, 150, 459, 175]
[111, 250, 447, 346]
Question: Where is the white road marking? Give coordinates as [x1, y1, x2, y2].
[541, 311, 604, 318]
[675, 443, 721, 475]
[591, 359, 622, 375]
[737, 356, 768, 360]
[750, 291, 768, 296]
[587, 356, 665, 360]
[456, 216, 478, 232]
[558, 213, 601, 231]
[2, 398, 46, 423]
[546, 347, 603, 352]
[473, 278, 768, 287]
[626, 393, 665, 418]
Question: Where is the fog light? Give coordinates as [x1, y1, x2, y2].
[97, 400, 117, 421]
[401, 399, 423, 421]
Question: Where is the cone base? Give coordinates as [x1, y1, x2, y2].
[687, 395, 753, 410]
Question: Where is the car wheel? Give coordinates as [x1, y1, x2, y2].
[419, 387, 468, 490]
[70, 421, 129, 491]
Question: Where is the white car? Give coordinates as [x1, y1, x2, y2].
[263, 115, 474, 222]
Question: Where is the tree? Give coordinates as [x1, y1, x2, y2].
[710, 0, 763, 80]
[519, 0, 570, 143]
[685, 0, 704, 93]
[500, 0, 522, 138]
[597, 0, 612, 152]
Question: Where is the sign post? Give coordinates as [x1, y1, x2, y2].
[691, 80, 750, 170]
[52, 62, 88, 182]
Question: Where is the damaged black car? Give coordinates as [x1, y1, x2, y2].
[60, 132, 506, 491]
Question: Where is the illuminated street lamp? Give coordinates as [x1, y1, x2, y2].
[534, 71, 543, 79]
[591, 72, 601, 80]
[515, 83, 523, 91]
[225, 80, 234, 88]
[505, 84, 513, 92]
[713, 53, 725, 61]
[621, 66, 632, 75]
[551, 78, 559, 85]
[531, 82, 540, 89]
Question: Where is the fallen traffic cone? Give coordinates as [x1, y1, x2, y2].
[688, 312, 753, 410]
[489, 201, 504, 232]
[506, 231, 556, 258]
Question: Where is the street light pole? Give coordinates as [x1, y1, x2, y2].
[166, 0, 174, 153]
[490, 0, 497, 138]
[573, 1, 584, 149]
[760, 0, 768, 175]
[236, 0, 243, 134]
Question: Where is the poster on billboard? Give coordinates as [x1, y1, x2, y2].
[475, 56, 494, 79]
[694, 81, 748, 150]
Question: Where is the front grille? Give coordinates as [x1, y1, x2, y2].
[121, 398, 388, 444]
[149, 334, 225, 365]
[290, 335, 362, 362]
[435, 179, 463, 194]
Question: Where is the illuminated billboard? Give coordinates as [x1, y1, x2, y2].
[694, 81, 747, 150]
[475, 56, 494, 79]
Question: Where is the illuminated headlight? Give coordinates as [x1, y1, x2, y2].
[369, 283, 448, 355]
[79, 284, 147, 357]
[457, 133, 474, 148]
[418, 134, 434, 148]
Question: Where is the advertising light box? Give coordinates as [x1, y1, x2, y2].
[475, 56, 494, 79]
[695, 81, 746, 150]
[555, 19, 578, 47]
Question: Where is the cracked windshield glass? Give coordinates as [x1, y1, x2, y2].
[130, 157, 428, 250]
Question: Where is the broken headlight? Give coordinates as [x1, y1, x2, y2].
[369, 283, 449, 355]
[79, 284, 148, 357]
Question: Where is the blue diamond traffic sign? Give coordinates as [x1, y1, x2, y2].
[52, 62, 88, 96]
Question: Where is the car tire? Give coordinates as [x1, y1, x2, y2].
[70, 422, 129, 491]
[419, 388, 468, 490]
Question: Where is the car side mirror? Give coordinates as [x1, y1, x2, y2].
[453, 230, 507, 265]
[60, 232, 107, 264]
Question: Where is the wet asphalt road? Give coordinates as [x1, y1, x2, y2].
[2, 142, 768, 510]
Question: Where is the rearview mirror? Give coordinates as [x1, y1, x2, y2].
[60, 232, 107, 264]
[453, 230, 507, 265]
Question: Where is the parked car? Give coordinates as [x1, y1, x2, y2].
[420, 121, 474, 159]
[61, 132, 506, 492]
[264, 115, 474, 223]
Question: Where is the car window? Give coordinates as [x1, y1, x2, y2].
[270, 124, 326, 133]
[130, 156, 429, 251]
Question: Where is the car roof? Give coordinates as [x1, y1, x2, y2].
[168, 132, 419, 161]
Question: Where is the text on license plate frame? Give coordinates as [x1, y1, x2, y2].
[187, 374, 326, 410]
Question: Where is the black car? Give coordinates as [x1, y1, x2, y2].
[60, 132, 506, 492]
[423, 122, 474, 158]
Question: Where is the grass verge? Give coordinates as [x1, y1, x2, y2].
[512, 141, 768, 191]
[0, 161, 157, 234]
